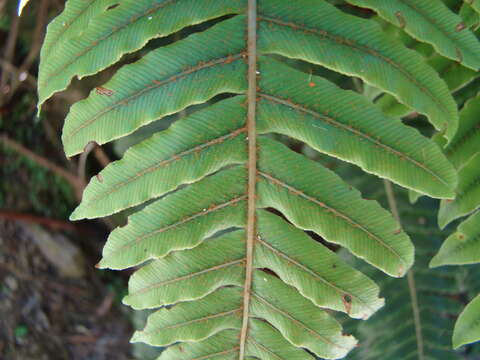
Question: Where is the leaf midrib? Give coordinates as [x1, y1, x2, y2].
[239, 0, 258, 357]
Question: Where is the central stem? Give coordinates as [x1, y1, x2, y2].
[239, 0, 258, 358]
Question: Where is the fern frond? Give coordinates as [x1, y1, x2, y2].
[437, 96, 480, 228]
[465, 0, 480, 15]
[38, 0, 245, 108]
[346, 0, 480, 70]
[37, 0, 474, 358]
[344, 188, 465, 360]
[429, 93, 480, 350]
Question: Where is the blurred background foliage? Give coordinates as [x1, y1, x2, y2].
[0, 0, 479, 359]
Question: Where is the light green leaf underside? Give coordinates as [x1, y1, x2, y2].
[438, 152, 480, 228]
[377, 53, 477, 117]
[72, 56, 456, 220]
[70, 96, 248, 220]
[460, 3, 480, 29]
[258, 138, 414, 277]
[61, 16, 248, 157]
[158, 321, 314, 360]
[44, 1, 461, 358]
[127, 209, 373, 358]
[346, 0, 480, 70]
[98, 166, 247, 270]
[99, 137, 412, 277]
[255, 210, 384, 319]
[58, 1, 458, 155]
[431, 210, 480, 267]
[39, 0, 118, 70]
[38, 0, 246, 108]
[132, 269, 358, 358]
[257, 59, 456, 199]
[444, 95, 480, 168]
[258, 0, 458, 141]
[453, 294, 480, 349]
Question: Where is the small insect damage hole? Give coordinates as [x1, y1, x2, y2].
[106, 3, 119, 11]
[456, 22, 466, 32]
[342, 294, 352, 314]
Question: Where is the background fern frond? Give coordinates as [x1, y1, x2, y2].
[340, 170, 466, 360]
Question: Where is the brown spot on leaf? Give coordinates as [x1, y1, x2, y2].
[95, 86, 114, 96]
[342, 294, 352, 314]
[456, 23, 466, 32]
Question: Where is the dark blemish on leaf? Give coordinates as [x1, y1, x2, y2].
[342, 294, 352, 314]
[395, 11, 406, 29]
[308, 82, 316, 87]
[457, 233, 465, 240]
[106, 3, 119, 11]
[393, 228, 401, 235]
[95, 86, 114, 96]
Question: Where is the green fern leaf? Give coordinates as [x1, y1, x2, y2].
[437, 96, 480, 228]
[429, 90, 480, 350]
[39, 0, 467, 358]
[431, 209, 480, 267]
[343, 180, 465, 360]
[257, 1, 458, 141]
[38, 0, 246, 109]
[438, 153, 480, 228]
[346, 0, 480, 70]
[465, 0, 480, 15]
[453, 294, 480, 350]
